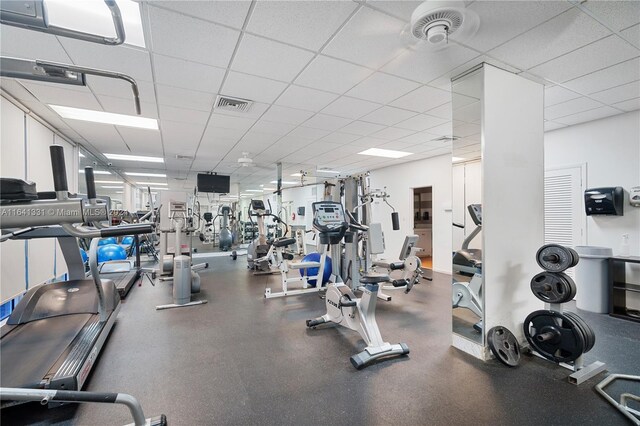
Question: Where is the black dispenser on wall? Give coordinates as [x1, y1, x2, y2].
[584, 187, 624, 216]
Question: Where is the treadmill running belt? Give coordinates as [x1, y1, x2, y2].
[109, 269, 140, 298]
[0, 314, 91, 388]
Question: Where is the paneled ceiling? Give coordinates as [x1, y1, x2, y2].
[1, 0, 638, 192]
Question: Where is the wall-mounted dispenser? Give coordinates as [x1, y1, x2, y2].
[584, 187, 624, 216]
[630, 186, 640, 207]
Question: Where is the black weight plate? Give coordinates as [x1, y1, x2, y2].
[561, 274, 577, 301]
[523, 310, 585, 363]
[568, 247, 580, 268]
[536, 244, 573, 273]
[530, 272, 574, 303]
[562, 312, 589, 354]
[564, 312, 595, 353]
[488, 326, 521, 367]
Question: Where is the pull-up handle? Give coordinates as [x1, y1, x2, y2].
[49, 145, 68, 193]
[85, 167, 97, 199]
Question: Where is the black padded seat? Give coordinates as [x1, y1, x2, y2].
[272, 237, 296, 248]
[0, 178, 38, 203]
[360, 273, 390, 284]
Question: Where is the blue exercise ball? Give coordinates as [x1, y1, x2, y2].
[98, 237, 117, 246]
[98, 244, 127, 262]
[79, 248, 88, 263]
[121, 236, 134, 245]
[299, 252, 332, 287]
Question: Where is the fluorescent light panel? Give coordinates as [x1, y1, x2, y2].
[290, 173, 302, 177]
[317, 169, 340, 174]
[150, 187, 168, 191]
[270, 180, 297, 185]
[126, 172, 166, 177]
[50, 105, 158, 129]
[105, 153, 163, 163]
[358, 148, 412, 158]
[79, 169, 111, 175]
[135, 182, 167, 185]
[102, 185, 123, 189]
[95, 180, 122, 184]
[246, 189, 263, 192]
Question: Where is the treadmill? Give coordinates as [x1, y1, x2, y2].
[99, 234, 142, 299]
[0, 146, 153, 400]
[452, 204, 482, 276]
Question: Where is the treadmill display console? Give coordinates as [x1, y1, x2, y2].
[468, 204, 482, 226]
[312, 201, 347, 231]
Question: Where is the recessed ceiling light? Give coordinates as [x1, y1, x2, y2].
[50, 104, 158, 129]
[262, 187, 276, 191]
[150, 187, 169, 191]
[246, 189, 263, 192]
[270, 180, 297, 185]
[290, 173, 303, 177]
[358, 148, 412, 158]
[102, 185, 123, 189]
[317, 169, 340, 174]
[115, 191, 123, 194]
[79, 169, 111, 175]
[452, 156, 465, 162]
[126, 172, 167, 177]
[135, 181, 167, 186]
[105, 153, 163, 163]
[95, 180, 122, 184]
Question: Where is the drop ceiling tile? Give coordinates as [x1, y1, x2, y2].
[360, 106, 417, 126]
[232, 34, 315, 82]
[222, 72, 288, 104]
[161, 120, 205, 151]
[554, 106, 621, 126]
[346, 73, 420, 104]
[241, 131, 282, 145]
[153, 54, 225, 93]
[323, 7, 407, 69]
[156, 84, 215, 111]
[365, 1, 423, 22]
[117, 127, 163, 152]
[201, 125, 246, 141]
[251, 120, 297, 136]
[208, 113, 256, 131]
[544, 121, 568, 132]
[369, 126, 416, 140]
[302, 114, 353, 131]
[158, 105, 209, 125]
[590, 81, 640, 105]
[544, 97, 604, 120]
[529, 35, 640, 83]
[148, 6, 240, 67]
[425, 122, 452, 137]
[425, 102, 452, 120]
[247, 1, 357, 51]
[213, 102, 270, 120]
[98, 95, 158, 119]
[612, 97, 640, 112]
[382, 44, 479, 85]
[544, 86, 582, 107]
[260, 105, 315, 125]
[0, 25, 71, 62]
[295, 55, 374, 94]
[488, 8, 611, 70]
[396, 114, 448, 131]
[151, 1, 251, 29]
[86, 76, 156, 104]
[348, 136, 388, 148]
[276, 85, 339, 112]
[463, 1, 573, 52]
[396, 131, 438, 145]
[621, 23, 640, 48]
[288, 126, 332, 141]
[390, 85, 451, 113]
[319, 132, 362, 144]
[562, 58, 640, 94]
[452, 122, 481, 138]
[581, 1, 640, 31]
[195, 136, 237, 157]
[21, 82, 101, 110]
[67, 121, 125, 148]
[321, 96, 381, 119]
[340, 121, 386, 136]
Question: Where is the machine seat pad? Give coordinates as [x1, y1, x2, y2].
[360, 273, 391, 284]
[272, 237, 296, 248]
[0, 178, 38, 203]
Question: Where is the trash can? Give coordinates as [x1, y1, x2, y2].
[574, 246, 613, 313]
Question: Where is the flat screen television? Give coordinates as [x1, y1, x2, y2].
[197, 173, 230, 193]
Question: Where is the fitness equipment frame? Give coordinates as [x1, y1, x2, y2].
[452, 204, 482, 276]
[371, 235, 424, 295]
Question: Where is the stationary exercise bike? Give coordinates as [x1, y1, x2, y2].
[306, 201, 409, 369]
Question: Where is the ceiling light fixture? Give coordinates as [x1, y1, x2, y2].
[95, 180, 122, 184]
[317, 169, 340, 174]
[290, 173, 303, 177]
[358, 148, 412, 159]
[135, 182, 167, 186]
[79, 169, 111, 175]
[262, 187, 276, 191]
[270, 180, 297, 185]
[50, 104, 158, 129]
[150, 187, 168, 191]
[105, 153, 163, 163]
[102, 185, 123, 189]
[246, 189, 263, 192]
[126, 172, 167, 177]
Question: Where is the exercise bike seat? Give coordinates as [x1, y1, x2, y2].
[360, 273, 390, 284]
[271, 237, 296, 248]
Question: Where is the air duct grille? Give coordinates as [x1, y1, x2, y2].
[215, 95, 253, 113]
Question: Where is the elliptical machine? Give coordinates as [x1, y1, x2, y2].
[247, 199, 285, 273]
[217, 205, 233, 251]
[452, 204, 482, 276]
[306, 200, 410, 369]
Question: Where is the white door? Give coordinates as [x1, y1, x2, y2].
[544, 165, 586, 278]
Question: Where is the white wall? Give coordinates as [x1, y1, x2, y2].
[1, 95, 78, 303]
[545, 111, 640, 256]
[370, 154, 452, 273]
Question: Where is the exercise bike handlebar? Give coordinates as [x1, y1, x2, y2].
[346, 210, 368, 232]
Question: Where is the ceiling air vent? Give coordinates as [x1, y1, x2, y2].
[215, 95, 253, 113]
[175, 154, 194, 160]
[431, 135, 460, 142]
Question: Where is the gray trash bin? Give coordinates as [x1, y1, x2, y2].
[575, 246, 613, 313]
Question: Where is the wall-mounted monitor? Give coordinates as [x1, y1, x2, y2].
[197, 173, 230, 193]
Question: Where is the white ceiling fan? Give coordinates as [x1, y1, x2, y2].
[236, 152, 273, 171]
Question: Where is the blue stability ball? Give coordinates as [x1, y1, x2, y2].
[121, 236, 134, 246]
[98, 237, 117, 246]
[79, 248, 88, 263]
[98, 244, 127, 263]
[299, 252, 332, 287]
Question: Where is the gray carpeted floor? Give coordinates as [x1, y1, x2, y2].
[2, 257, 639, 425]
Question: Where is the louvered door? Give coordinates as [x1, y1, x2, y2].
[544, 166, 585, 278]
